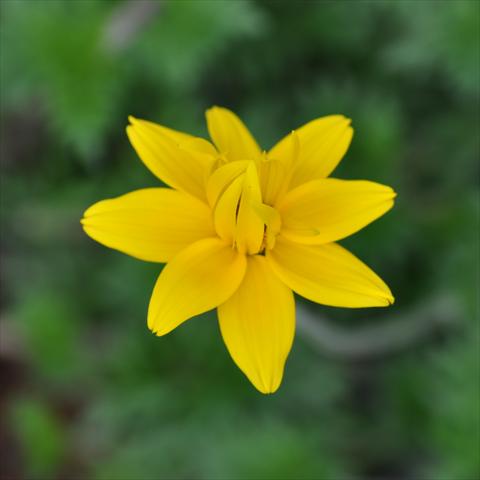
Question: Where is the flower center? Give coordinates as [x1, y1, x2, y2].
[208, 161, 281, 255]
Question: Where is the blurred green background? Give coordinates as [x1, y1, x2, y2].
[1, 1, 479, 479]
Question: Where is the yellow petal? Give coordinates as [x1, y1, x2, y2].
[279, 179, 396, 244]
[180, 136, 218, 157]
[218, 255, 295, 394]
[253, 203, 281, 250]
[128, 115, 194, 145]
[81, 188, 214, 263]
[271, 115, 353, 190]
[235, 162, 264, 254]
[148, 238, 247, 335]
[267, 236, 394, 308]
[212, 163, 265, 254]
[213, 174, 244, 245]
[206, 106, 261, 162]
[127, 117, 214, 201]
[206, 160, 249, 208]
[259, 156, 287, 206]
[264, 131, 299, 205]
[268, 129, 300, 166]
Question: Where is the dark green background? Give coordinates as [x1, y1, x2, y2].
[1, 1, 479, 479]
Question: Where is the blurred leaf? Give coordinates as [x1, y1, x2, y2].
[10, 398, 66, 479]
[1, 0, 124, 162]
[384, 1, 480, 96]
[14, 290, 81, 383]
[425, 332, 480, 479]
[129, 0, 266, 92]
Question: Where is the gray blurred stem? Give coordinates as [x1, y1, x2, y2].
[296, 294, 461, 361]
[101, 0, 162, 54]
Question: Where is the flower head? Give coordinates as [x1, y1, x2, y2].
[81, 107, 395, 393]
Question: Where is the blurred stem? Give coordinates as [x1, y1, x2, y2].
[296, 294, 462, 361]
[101, 0, 162, 54]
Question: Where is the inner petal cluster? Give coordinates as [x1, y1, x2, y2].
[207, 159, 282, 255]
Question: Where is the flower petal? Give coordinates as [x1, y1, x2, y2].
[206, 160, 249, 208]
[235, 162, 264, 254]
[253, 203, 281, 250]
[218, 255, 295, 394]
[213, 174, 244, 245]
[180, 136, 218, 157]
[206, 106, 261, 161]
[127, 117, 214, 201]
[271, 115, 353, 190]
[212, 163, 265, 254]
[262, 131, 299, 205]
[81, 188, 214, 263]
[279, 178, 396, 244]
[148, 238, 247, 336]
[128, 115, 194, 144]
[267, 236, 394, 308]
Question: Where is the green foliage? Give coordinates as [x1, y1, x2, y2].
[15, 290, 81, 383]
[9, 398, 66, 479]
[1, 1, 121, 161]
[131, 0, 266, 91]
[1, 0, 479, 479]
[426, 334, 480, 479]
[385, 1, 480, 96]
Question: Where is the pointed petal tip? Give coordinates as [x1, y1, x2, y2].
[147, 317, 168, 337]
[330, 114, 352, 125]
[149, 325, 167, 337]
[242, 368, 285, 395]
[147, 308, 173, 336]
[253, 378, 282, 395]
[206, 105, 220, 115]
[148, 325, 157, 335]
[81, 204, 95, 219]
[262, 385, 281, 395]
[380, 184, 396, 197]
[82, 197, 105, 219]
[378, 291, 395, 307]
[337, 115, 352, 126]
[206, 105, 230, 118]
[369, 283, 394, 307]
[382, 187, 397, 206]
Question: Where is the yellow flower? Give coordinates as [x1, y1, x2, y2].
[81, 107, 395, 394]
